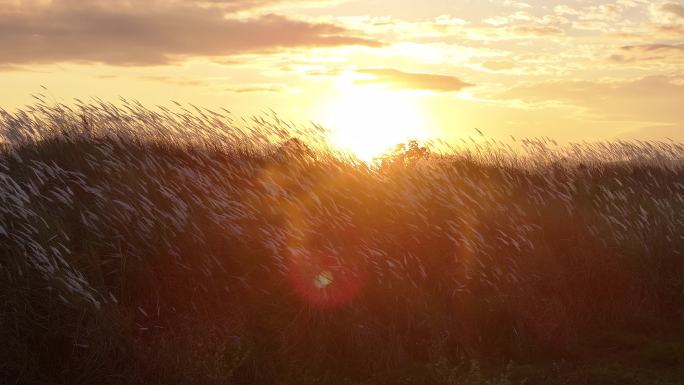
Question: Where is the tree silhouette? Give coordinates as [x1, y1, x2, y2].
[377, 139, 430, 169]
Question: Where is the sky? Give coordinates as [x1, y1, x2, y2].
[1, 0, 683, 156]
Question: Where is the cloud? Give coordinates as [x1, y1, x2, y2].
[0, 64, 28, 72]
[355, 68, 473, 92]
[623, 43, 684, 52]
[481, 61, 517, 71]
[0, 0, 382, 66]
[508, 25, 564, 36]
[611, 43, 684, 62]
[481, 11, 567, 38]
[185, 0, 347, 13]
[227, 84, 288, 93]
[554, 5, 581, 16]
[660, 2, 684, 18]
[502, 0, 531, 9]
[302, 68, 343, 77]
[549, 2, 649, 33]
[653, 24, 684, 37]
[139, 76, 206, 87]
[577, 3, 624, 22]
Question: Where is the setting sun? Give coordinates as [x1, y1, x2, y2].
[318, 87, 431, 161]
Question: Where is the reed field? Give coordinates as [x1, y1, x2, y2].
[1, 99, 684, 384]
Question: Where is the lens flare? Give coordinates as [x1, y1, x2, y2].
[253, 160, 367, 309]
[314, 270, 334, 289]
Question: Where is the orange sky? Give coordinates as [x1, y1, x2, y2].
[1, 0, 683, 155]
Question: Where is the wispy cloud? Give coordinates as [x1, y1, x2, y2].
[355, 68, 473, 92]
[227, 84, 289, 93]
[660, 2, 684, 18]
[611, 43, 684, 62]
[139, 76, 206, 87]
[508, 25, 564, 36]
[481, 61, 517, 71]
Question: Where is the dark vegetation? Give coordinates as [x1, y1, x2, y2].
[1, 100, 684, 384]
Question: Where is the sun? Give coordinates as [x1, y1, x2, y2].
[317, 87, 430, 161]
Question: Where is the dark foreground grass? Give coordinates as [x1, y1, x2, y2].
[1, 101, 683, 384]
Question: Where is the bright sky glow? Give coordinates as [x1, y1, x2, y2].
[1, 0, 682, 145]
[318, 86, 430, 160]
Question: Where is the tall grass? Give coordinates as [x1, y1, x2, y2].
[1, 99, 683, 384]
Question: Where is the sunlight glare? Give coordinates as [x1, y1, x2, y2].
[319, 87, 430, 161]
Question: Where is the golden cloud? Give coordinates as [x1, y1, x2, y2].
[355, 68, 473, 92]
